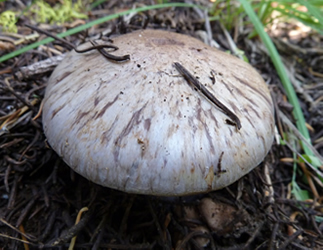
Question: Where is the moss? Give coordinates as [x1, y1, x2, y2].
[31, 0, 88, 24]
[0, 11, 17, 33]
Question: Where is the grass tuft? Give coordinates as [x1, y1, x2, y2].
[238, 0, 323, 200]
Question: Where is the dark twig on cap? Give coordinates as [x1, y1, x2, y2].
[74, 43, 119, 53]
[174, 62, 242, 130]
[89, 40, 130, 62]
[25, 24, 130, 62]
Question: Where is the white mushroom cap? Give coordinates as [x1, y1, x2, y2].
[42, 29, 275, 196]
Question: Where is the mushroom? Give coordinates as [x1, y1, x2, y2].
[42, 29, 275, 196]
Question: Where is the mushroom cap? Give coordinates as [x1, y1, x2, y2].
[42, 29, 275, 196]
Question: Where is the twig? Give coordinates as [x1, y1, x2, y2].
[25, 24, 75, 49]
[279, 229, 304, 249]
[242, 221, 264, 250]
[268, 222, 279, 250]
[219, 22, 245, 60]
[18, 224, 30, 250]
[119, 195, 135, 235]
[14, 54, 66, 80]
[32, 100, 44, 121]
[68, 207, 89, 250]
[25, 24, 130, 62]
[278, 110, 323, 165]
[48, 207, 92, 247]
[38, 210, 56, 242]
[0, 233, 33, 245]
[3, 77, 37, 111]
[174, 62, 241, 130]
[89, 40, 130, 62]
[15, 196, 38, 228]
[0, 218, 36, 241]
[148, 201, 171, 250]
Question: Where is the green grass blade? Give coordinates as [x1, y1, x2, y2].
[238, 0, 321, 167]
[90, 0, 108, 10]
[0, 2, 203, 63]
[297, 0, 323, 31]
[271, 2, 323, 34]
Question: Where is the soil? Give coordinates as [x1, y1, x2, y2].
[0, 0, 323, 249]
